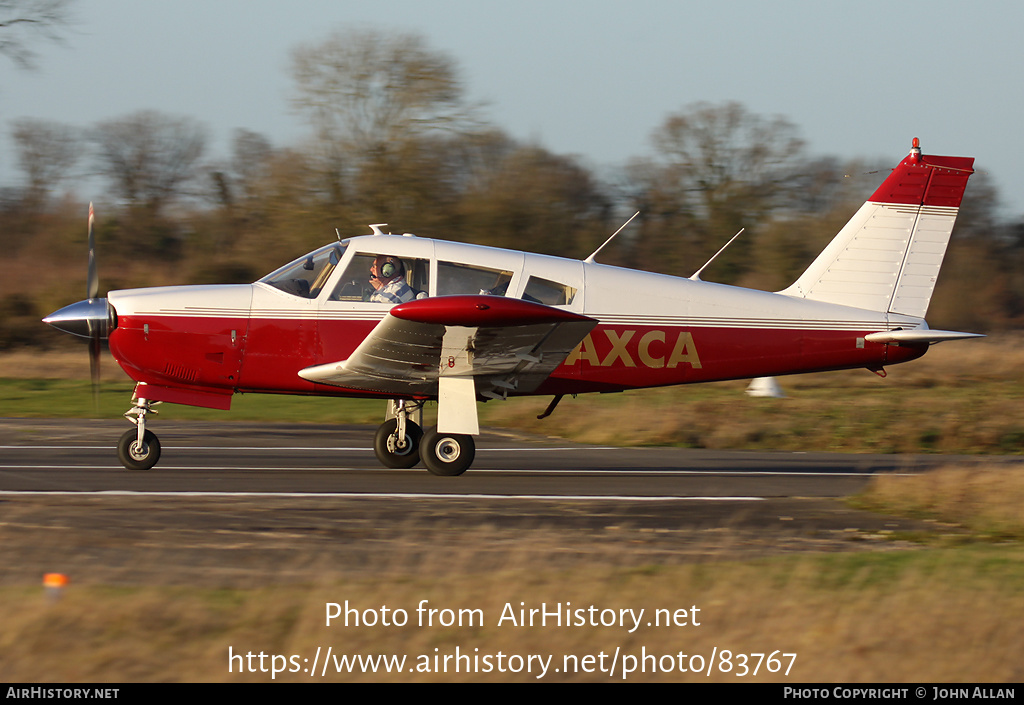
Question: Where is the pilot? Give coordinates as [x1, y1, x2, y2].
[369, 255, 415, 304]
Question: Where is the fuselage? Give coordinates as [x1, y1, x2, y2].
[38, 141, 975, 474]
[104, 233, 927, 410]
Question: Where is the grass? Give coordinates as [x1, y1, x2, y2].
[851, 464, 1024, 541]
[0, 466, 1022, 682]
[1, 544, 1022, 682]
[0, 377, 387, 425]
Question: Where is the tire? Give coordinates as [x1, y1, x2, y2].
[373, 418, 422, 469]
[117, 428, 161, 470]
[420, 428, 475, 476]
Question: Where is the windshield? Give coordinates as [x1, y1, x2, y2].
[258, 243, 346, 299]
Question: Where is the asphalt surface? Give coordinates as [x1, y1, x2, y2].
[0, 418, 967, 495]
[1, 419, 1016, 586]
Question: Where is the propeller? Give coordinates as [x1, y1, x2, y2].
[42, 203, 115, 410]
[86, 203, 99, 407]
[87, 202, 98, 300]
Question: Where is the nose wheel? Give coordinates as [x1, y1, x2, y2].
[119, 395, 161, 470]
[420, 428, 475, 476]
[117, 428, 161, 470]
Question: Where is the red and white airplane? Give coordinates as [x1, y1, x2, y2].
[44, 139, 980, 475]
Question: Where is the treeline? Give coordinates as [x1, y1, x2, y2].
[2, 29, 1022, 350]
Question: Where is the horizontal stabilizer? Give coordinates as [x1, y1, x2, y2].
[864, 329, 985, 345]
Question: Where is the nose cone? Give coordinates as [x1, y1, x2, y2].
[43, 298, 116, 339]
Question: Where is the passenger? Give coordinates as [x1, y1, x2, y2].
[369, 255, 415, 304]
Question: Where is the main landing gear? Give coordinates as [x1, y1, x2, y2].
[113, 394, 475, 476]
[374, 401, 423, 469]
[118, 396, 161, 470]
[418, 427, 475, 476]
[373, 399, 476, 476]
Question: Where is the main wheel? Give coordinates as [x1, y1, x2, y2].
[420, 428, 475, 476]
[374, 418, 423, 469]
[117, 428, 161, 470]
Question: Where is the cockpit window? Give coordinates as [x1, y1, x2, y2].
[437, 261, 514, 297]
[331, 253, 430, 302]
[522, 276, 576, 306]
[259, 243, 345, 299]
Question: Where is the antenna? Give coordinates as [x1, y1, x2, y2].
[690, 228, 744, 281]
[584, 211, 640, 263]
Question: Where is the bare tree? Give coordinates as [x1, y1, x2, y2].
[0, 0, 74, 69]
[457, 142, 611, 256]
[290, 28, 473, 159]
[92, 110, 207, 215]
[205, 129, 274, 210]
[627, 102, 806, 280]
[651, 101, 805, 223]
[10, 117, 79, 204]
[229, 129, 273, 199]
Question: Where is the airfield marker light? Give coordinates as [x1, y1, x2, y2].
[43, 573, 69, 602]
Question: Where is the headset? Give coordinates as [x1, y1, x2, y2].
[380, 258, 398, 279]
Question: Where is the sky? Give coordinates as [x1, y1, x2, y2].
[2, 0, 1023, 216]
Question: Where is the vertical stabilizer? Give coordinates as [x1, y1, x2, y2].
[780, 140, 974, 318]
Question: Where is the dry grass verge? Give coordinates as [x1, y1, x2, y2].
[2, 465, 1023, 683]
[853, 464, 1024, 540]
[1, 547, 1022, 682]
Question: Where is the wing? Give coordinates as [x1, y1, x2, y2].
[299, 296, 597, 433]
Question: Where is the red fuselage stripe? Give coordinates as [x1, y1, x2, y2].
[109, 314, 923, 403]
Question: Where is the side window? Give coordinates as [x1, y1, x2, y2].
[522, 276, 577, 306]
[331, 254, 430, 302]
[437, 262, 514, 297]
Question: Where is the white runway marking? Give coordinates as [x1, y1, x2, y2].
[0, 445, 611, 452]
[0, 464, 900, 476]
[0, 489, 763, 501]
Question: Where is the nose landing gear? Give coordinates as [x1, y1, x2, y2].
[119, 396, 161, 470]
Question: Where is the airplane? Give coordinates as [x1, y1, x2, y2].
[43, 138, 981, 476]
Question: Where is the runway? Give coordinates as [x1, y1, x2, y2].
[1, 419, 1015, 587]
[0, 418, 969, 497]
